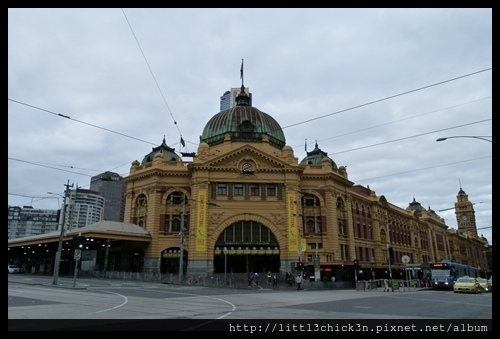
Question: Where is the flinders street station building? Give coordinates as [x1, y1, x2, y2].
[123, 82, 491, 282]
[8, 79, 491, 283]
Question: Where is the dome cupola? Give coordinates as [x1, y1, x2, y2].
[141, 137, 181, 164]
[200, 68, 286, 149]
[300, 141, 337, 168]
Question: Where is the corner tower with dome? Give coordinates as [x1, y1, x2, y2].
[123, 67, 490, 282]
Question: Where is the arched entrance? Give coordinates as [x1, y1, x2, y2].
[160, 247, 188, 275]
[131, 248, 145, 272]
[213, 221, 280, 274]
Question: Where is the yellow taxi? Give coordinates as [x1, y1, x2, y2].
[453, 276, 481, 294]
[476, 278, 492, 292]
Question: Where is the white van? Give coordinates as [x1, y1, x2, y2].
[8, 264, 20, 273]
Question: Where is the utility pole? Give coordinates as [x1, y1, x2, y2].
[297, 210, 302, 262]
[295, 194, 303, 263]
[223, 247, 228, 287]
[178, 192, 186, 284]
[103, 238, 110, 274]
[387, 244, 394, 292]
[52, 180, 73, 285]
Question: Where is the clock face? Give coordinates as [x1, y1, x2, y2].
[242, 162, 253, 173]
[461, 215, 468, 221]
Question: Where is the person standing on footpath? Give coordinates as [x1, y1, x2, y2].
[296, 273, 303, 290]
[267, 271, 272, 285]
[383, 270, 391, 292]
[272, 273, 278, 289]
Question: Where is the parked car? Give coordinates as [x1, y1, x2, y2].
[8, 264, 20, 273]
[453, 276, 481, 294]
[476, 278, 491, 292]
[488, 277, 492, 291]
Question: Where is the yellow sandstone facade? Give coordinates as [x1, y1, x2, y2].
[123, 87, 490, 282]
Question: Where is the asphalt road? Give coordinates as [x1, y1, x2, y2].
[8, 274, 492, 331]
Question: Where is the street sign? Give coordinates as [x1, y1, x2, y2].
[74, 249, 81, 261]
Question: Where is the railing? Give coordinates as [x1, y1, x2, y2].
[76, 270, 399, 290]
[78, 270, 238, 287]
[355, 279, 420, 291]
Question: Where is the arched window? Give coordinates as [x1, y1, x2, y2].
[161, 191, 188, 234]
[137, 194, 147, 207]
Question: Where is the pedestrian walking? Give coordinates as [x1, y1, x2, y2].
[296, 274, 303, 290]
[272, 274, 278, 289]
[383, 270, 391, 292]
[248, 271, 255, 287]
[267, 271, 272, 284]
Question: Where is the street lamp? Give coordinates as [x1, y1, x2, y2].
[223, 247, 228, 287]
[436, 135, 492, 143]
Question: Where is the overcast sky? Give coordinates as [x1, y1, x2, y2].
[8, 8, 492, 244]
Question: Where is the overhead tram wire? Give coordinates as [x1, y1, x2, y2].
[354, 155, 491, 184]
[8, 66, 491, 190]
[8, 98, 490, 179]
[7, 158, 94, 177]
[8, 157, 133, 180]
[121, 9, 186, 149]
[301, 96, 491, 151]
[329, 118, 491, 156]
[9, 66, 492, 160]
[279, 67, 491, 131]
[122, 11, 489, 152]
[7, 115, 491, 191]
[7, 159, 105, 173]
[8, 99, 158, 147]
[7, 114, 491, 191]
[9, 57, 491, 153]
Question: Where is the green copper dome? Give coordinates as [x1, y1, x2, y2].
[300, 141, 337, 168]
[141, 137, 181, 164]
[200, 85, 286, 149]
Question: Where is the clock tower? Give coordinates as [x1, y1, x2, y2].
[454, 187, 477, 236]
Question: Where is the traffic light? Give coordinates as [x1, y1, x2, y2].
[296, 261, 304, 271]
[388, 246, 394, 264]
[353, 259, 359, 269]
[74, 235, 86, 249]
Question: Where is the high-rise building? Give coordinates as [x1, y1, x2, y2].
[90, 171, 126, 222]
[220, 87, 252, 110]
[8, 205, 59, 239]
[65, 188, 105, 230]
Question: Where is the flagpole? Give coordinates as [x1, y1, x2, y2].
[240, 59, 244, 86]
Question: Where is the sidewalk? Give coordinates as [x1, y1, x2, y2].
[8, 273, 345, 291]
[10, 273, 429, 292]
[8, 273, 88, 289]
